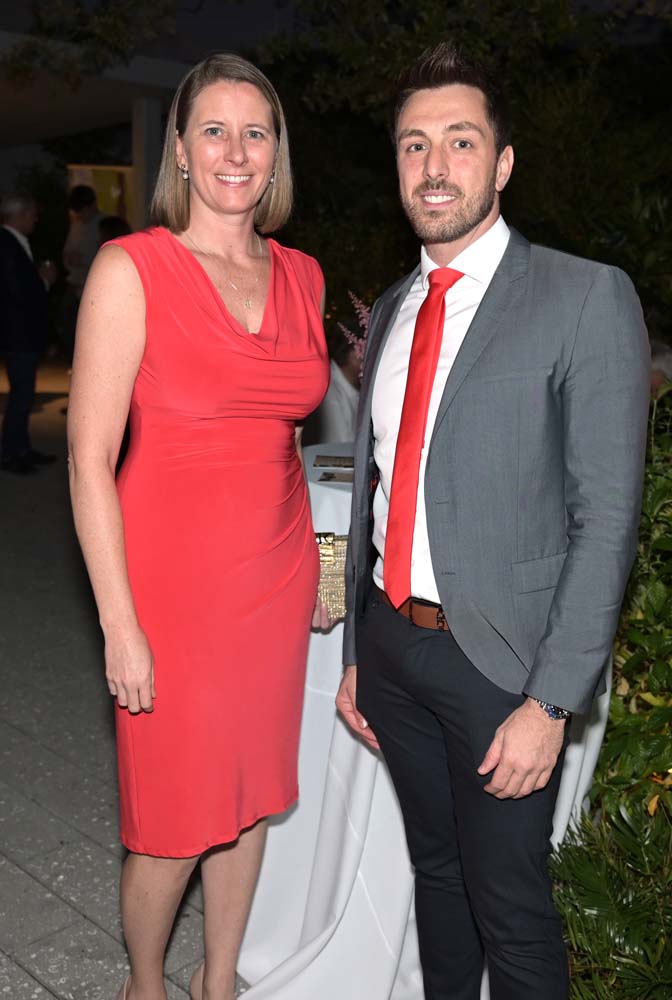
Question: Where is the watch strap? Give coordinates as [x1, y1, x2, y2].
[533, 698, 571, 721]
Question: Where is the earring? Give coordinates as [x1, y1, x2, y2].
[180, 164, 189, 180]
[269, 170, 275, 185]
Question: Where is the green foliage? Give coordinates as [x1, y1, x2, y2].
[259, 50, 415, 323]
[261, 0, 672, 338]
[586, 189, 672, 347]
[592, 391, 672, 820]
[0, 0, 176, 88]
[550, 808, 672, 998]
[552, 393, 672, 998]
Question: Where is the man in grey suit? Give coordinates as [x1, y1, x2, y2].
[336, 43, 650, 1000]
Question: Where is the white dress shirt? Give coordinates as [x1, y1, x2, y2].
[371, 215, 510, 602]
[316, 360, 360, 443]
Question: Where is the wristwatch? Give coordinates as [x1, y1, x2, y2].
[532, 698, 572, 721]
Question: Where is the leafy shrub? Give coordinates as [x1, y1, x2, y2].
[552, 390, 672, 998]
[551, 808, 671, 999]
[593, 389, 672, 820]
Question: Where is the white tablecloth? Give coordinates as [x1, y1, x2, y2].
[239, 443, 611, 999]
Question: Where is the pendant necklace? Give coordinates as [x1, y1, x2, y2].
[184, 231, 265, 310]
[227, 272, 259, 311]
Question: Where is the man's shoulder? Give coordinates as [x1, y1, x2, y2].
[0, 229, 33, 280]
[0, 227, 22, 253]
[530, 240, 601, 270]
[527, 239, 633, 293]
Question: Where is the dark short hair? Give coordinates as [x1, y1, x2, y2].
[392, 42, 511, 154]
[68, 185, 97, 212]
[98, 215, 132, 245]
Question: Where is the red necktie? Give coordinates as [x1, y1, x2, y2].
[384, 267, 464, 608]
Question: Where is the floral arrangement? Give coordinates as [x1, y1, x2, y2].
[338, 291, 371, 379]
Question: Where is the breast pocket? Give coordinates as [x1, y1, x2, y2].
[453, 369, 554, 480]
[470, 367, 555, 385]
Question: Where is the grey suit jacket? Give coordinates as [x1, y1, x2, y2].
[343, 229, 650, 715]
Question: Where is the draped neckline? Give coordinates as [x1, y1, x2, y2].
[159, 226, 277, 343]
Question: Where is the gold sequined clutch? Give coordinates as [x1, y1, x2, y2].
[315, 532, 348, 620]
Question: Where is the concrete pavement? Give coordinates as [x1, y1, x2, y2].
[0, 366, 248, 999]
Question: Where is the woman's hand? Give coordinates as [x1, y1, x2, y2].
[68, 244, 151, 716]
[104, 624, 156, 714]
[311, 597, 333, 630]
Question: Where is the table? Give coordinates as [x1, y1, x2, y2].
[238, 443, 611, 999]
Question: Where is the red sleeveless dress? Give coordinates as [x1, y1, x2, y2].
[111, 227, 328, 857]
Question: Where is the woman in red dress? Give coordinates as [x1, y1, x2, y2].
[68, 54, 329, 1000]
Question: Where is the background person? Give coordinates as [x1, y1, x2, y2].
[67, 54, 329, 1000]
[337, 43, 650, 1000]
[98, 214, 132, 246]
[303, 326, 361, 444]
[0, 192, 57, 474]
[61, 184, 101, 361]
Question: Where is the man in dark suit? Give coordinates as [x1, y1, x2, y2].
[336, 44, 650, 999]
[0, 193, 57, 474]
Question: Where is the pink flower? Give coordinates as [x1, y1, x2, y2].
[338, 291, 371, 378]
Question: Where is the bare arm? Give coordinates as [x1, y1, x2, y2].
[67, 244, 154, 713]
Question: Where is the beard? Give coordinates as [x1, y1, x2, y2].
[401, 168, 498, 244]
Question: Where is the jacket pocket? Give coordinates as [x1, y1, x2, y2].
[470, 367, 554, 384]
[512, 550, 567, 594]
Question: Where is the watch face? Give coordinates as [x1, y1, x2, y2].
[549, 706, 569, 720]
[538, 700, 570, 720]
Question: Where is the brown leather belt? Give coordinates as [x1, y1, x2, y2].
[375, 586, 450, 632]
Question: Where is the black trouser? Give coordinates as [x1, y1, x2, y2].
[356, 592, 569, 1000]
[1, 351, 39, 460]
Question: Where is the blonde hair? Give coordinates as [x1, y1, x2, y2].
[151, 53, 292, 234]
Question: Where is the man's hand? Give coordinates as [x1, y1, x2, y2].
[477, 698, 566, 799]
[38, 260, 58, 288]
[336, 664, 380, 750]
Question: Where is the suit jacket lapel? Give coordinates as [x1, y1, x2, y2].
[356, 265, 420, 444]
[429, 228, 530, 443]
